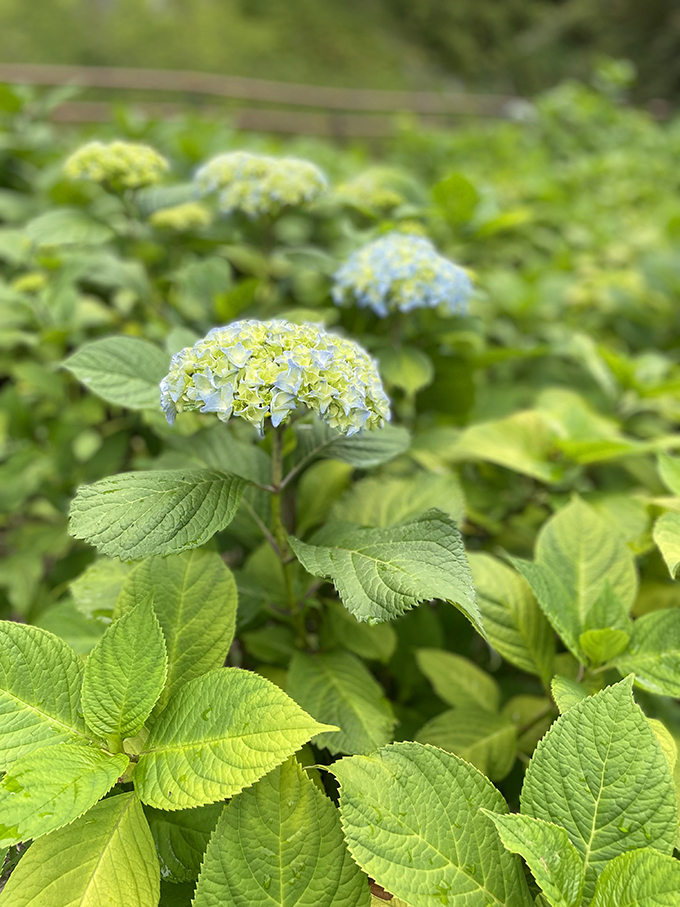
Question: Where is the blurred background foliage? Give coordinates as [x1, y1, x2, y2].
[0, 0, 678, 100]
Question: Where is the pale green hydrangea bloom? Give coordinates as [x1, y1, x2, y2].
[64, 141, 169, 189]
[335, 171, 405, 211]
[149, 202, 211, 231]
[160, 319, 390, 436]
[194, 151, 327, 216]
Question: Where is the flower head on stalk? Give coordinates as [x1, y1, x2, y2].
[194, 151, 327, 216]
[149, 202, 212, 231]
[64, 141, 169, 189]
[332, 231, 473, 318]
[160, 319, 390, 436]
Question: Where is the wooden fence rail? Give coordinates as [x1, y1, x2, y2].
[0, 63, 524, 136]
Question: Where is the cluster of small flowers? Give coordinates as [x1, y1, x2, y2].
[160, 319, 390, 436]
[332, 232, 473, 318]
[335, 171, 404, 211]
[194, 151, 327, 216]
[149, 202, 212, 231]
[64, 141, 170, 189]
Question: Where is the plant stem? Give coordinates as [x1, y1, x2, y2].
[270, 427, 307, 646]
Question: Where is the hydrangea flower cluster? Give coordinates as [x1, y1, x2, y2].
[160, 319, 390, 436]
[149, 202, 211, 231]
[335, 171, 404, 211]
[332, 232, 473, 318]
[194, 151, 327, 216]
[64, 141, 169, 189]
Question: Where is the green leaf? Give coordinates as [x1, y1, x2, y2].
[648, 719, 678, 774]
[25, 208, 115, 246]
[0, 793, 159, 907]
[134, 668, 333, 809]
[482, 813, 584, 907]
[511, 559, 583, 660]
[0, 744, 128, 846]
[296, 459, 354, 536]
[323, 600, 397, 663]
[535, 498, 638, 619]
[474, 560, 556, 678]
[167, 424, 271, 484]
[332, 471, 465, 528]
[653, 512, 680, 578]
[333, 741, 533, 907]
[432, 172, 479, 225]
[469, 553, 554, 683]
[578, 628, 630, 666]
[63, 337, 169, 411]
[294, 421, 410, 470]
[115, 549, 238, 710]
[0, 622, 88, 768]
[613, 609, 680, 697]
[415, 649, 499, 710]
[35, 600, 106, 655]
[146, 802, 222, 883]
[378, 347, 434, 395]
[289, 509, 481, 631]
[416, 707, 517, 780]
[521, 678, 677, 900]
[82, 597, 168, 741]
[591, 848, 680, 907]
[550, 675, 588, 713]
[288, 650, 395, 756]
[658, 453, 680, 496]
[70, 557, 133, 618]
[193, 758, 370, 907]
[69, 469, 246, 559]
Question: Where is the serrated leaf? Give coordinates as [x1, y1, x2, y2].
[289, 509, 481, 631]
[82, 597, 167, 741]
[535, 498, 638, 619]
[469, 553, 554, 683]
[0, 744, 128, 846]
[0, 793, 159, 907]
[146, 802, 222, 883]
[591, 848, 680, 907]
[511, 559, 583, 660]
[63, 337, 169, 410]
[653, 512, 680, 578]
[294, 421, 410, 470]
[288, 650, 395, 755]
[521, 678, 677, 900]
[323, 600, 397, 663]
[135, 668, 333, 810]
[333, 741, 533, 907]
[415, 649, 499, 710]
[69, 469, 246, 559]
[0, 622, 88, 768]
[613, 609, 680, 696]
[483, 813, 584, 907]
[332, 472, 465, 528]
[648, 719, 678, 774]
[501, 696, 553, 755]
[193, 758, 370, 907]
[167, 424, 271, 484]
[551, 675, 588, 713]
[578, 628, 629, 666]
[115, 549, 238, 710]
[416, 706, 516, 780]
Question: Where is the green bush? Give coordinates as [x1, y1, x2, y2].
[0, 77, 679, 905]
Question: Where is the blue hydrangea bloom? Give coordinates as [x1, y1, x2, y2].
[332, 232, 473, 317]
[160, 319, 390, 437]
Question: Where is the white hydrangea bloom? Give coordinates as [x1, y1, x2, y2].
[194, 151, 327, 216]
[64, 141, 169, 189]
[149, 202, 211, 231]
[160, 319, 390, 436]
[332, 231, 473, 318]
